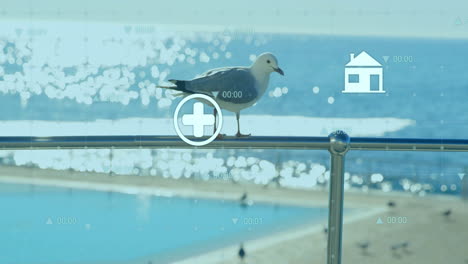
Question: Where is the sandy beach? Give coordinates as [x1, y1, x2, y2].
[1, 165, 466, 264]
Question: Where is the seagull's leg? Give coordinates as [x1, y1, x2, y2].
[235, 112, 251, 137]
[213, 108, 217, 134]
[214, 108, 225, 139]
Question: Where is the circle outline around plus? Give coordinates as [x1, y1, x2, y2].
[173, 93, 223, 146]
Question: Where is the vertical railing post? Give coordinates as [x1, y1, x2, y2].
[327, 130, 350, 264]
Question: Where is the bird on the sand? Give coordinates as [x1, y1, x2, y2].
[387, 200, 396, 208]
[323, 225, 328, 235]
[240, 192, 248, 202]
[240, 192, 250, 208]
[390, 243, 402, 258]
[356, 241, 370, 255]
[238, 243, 246, 263]
[442, 209, 452, 217]
[157, 52, 284, 137]
[400, 241, 411, 254]
[390, 244, 400, 250]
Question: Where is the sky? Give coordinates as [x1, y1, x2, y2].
[1, 0, 468, 38]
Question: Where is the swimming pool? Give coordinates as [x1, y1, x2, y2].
[0, 183, 328, 264]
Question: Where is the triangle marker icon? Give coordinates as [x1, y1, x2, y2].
[383, 56, 390, 63]
[376, 217, 383, 224]
[46, 218, 53, 225]
[232, 218, 238, 224]
[458, 173, 465, 180]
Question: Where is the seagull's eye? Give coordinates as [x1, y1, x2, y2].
[267, 60, 271, 64]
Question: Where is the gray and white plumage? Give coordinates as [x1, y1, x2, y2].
[180, 67, 258, 108]
[158, 52, 284, 136]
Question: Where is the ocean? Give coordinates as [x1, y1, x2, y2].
[1, 21, 467, 195]
[0, 183, 328, 264]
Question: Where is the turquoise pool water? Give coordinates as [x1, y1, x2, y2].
[0, 183, 328, 264]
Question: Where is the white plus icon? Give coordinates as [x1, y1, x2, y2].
[173, 94, 223, 146]
[182, 102, 215, 137]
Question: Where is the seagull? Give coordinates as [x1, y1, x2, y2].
[239, 192, 249, 208]
[238, 243, 246, 263]
[356, 241, 370, 255]
[390, 244, 402, 258]
[157, 52, 284, 137]
[323, 225, 328, 235]
[387, 200, 396, 208]
[240, 192, 248, 202]
[442, 209, 452, 217]
[400, 241, 411, 254]
[390, 243, 400, 250]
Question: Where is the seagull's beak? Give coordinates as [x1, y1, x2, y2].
[274, 67, 284, 76]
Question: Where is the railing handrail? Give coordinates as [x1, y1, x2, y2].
[1, 135, 468, 151]
[350, 137, 468, 151]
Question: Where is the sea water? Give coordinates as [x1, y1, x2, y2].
[0, 22, 467, 194]
[0, 183, 328, 264]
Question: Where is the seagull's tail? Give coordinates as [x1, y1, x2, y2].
[157, 80, 192, 92]
[157, 79, 211, 98]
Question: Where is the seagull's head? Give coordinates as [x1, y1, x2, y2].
[252, 52, 284, 76]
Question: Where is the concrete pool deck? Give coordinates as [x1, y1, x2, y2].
[0, 165, 467, 264]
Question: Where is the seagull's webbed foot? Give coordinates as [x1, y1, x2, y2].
[216, 134, 226, 140]
[236, 132, 251, 138]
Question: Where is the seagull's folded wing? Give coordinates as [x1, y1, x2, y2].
[187, 67, 258, 104]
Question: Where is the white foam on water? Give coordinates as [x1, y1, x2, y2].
[0, 115, 414, 137]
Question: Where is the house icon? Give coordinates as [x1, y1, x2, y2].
[343, 51, 385, 93]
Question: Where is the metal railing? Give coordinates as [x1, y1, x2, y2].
[2, 131, 468, 264]
[2, 133, 468, 151]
